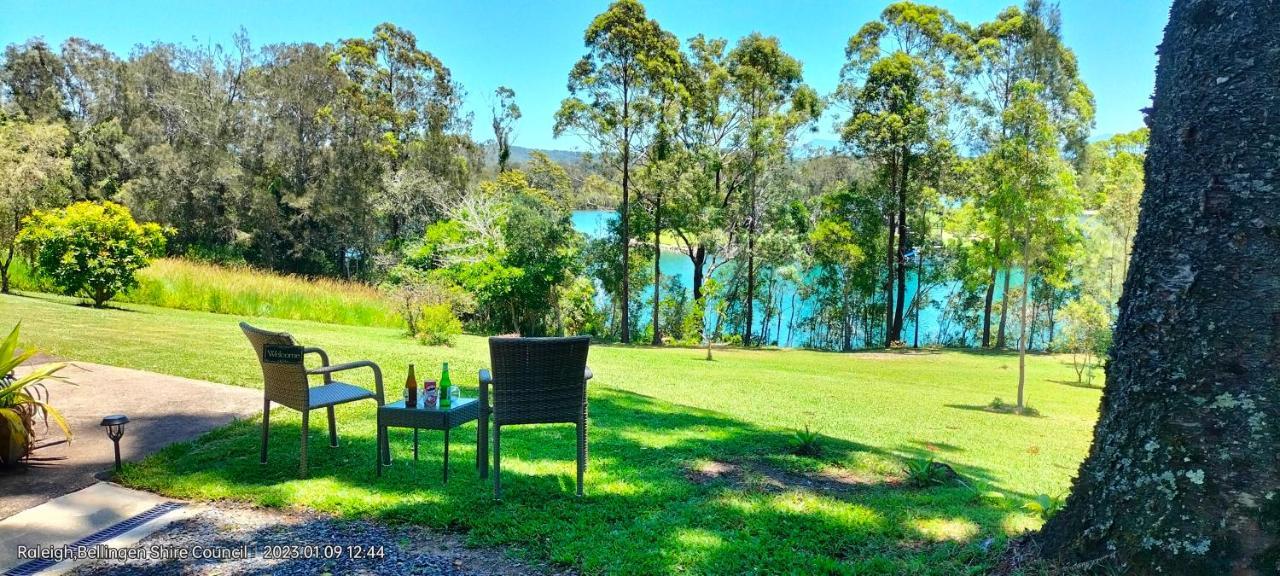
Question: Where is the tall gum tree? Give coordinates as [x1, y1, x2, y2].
[836, 1, 967, 348]
[725, 33, 820, 346]
[1036, 0, 1279, 572]
[968, 2, 1093, 349]
[554, 0, 681, 344]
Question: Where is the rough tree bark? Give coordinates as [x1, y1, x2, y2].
[1037, 1, 1279, 573]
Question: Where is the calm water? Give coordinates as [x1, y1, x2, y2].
[571, 210, 1017, 348]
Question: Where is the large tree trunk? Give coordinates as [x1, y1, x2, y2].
[620, 129, 631, 344]
[691, 245, 706, 302]
[744, 176, 758, 347]
[996, 265, 1011, 348]
[1016, 235, 1031, 411]
[1037, 2, 1280, 572]
[982, 263, 997, 347]
[652, 186, 662, 346]
[884, 211, 897, 348]
[893, 152, 909, 342]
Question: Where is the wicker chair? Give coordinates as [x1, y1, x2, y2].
[480, 336, 592, 499]
[240, 322, 385, 477]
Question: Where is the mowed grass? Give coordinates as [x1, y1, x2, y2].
[9, 257, 403, 328]
[1, 292, 1102, 574]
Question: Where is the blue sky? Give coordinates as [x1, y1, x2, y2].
[2, 0, 1170, 151]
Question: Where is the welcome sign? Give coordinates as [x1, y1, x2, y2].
[263, 344, 304, 364]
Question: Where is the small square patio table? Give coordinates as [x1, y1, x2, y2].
[376, 396, 488, 482]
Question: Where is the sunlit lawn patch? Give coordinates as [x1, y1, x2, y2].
[2, 292, 1101, 574]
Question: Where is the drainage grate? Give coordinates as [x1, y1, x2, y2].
[5, 501, 185, 576]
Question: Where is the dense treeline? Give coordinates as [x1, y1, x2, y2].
[0, 2, 1143, 377]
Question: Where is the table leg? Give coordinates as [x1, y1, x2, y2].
[413, 428, 419, 461]
[443, 428, 450, 483]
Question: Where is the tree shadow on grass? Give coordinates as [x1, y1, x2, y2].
[1049, 378, 1102, 390]
[121, 388, 1038, 574]
[945, 403, 1046, 418]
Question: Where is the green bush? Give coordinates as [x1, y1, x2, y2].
[17, 201, 169, 307]
[416, 304, 462, 346]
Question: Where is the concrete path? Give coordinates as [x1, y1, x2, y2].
[0, 362, 261, 520]
[0, 482, 191, 574]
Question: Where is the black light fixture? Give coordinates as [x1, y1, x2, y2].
[100, 414, 129, 473]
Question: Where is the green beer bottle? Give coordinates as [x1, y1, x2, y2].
[439, 362, 452, 408]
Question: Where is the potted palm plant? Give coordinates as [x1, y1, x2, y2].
[0, 324, 70, 467]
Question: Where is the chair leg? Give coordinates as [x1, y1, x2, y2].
[576, 421, 586, 497]
[327, 406, 338, 448]
[260, 398, 270, 464]
[493, 425, 502, 500]
[300, 409, 309, 478]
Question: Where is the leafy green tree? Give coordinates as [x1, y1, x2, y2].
[554, 0, 682, 343]
[836, 1, 967, 347]
[409, 171, 582, 336]
[18, 201, 169, 307]
[333, 23, 470, 242]
[0, 119, 71, 293]
[810, 182, 883, 351]
[990, 79, 1082, 412]
[969, 1, 1095, 349]
[1060, 296, 1109, 385]
[1, 40, 69, 121]
[1086, 128, 1147, 298]
[725, 33, 821, 345]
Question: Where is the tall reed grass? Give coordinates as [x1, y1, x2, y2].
[10, 258, 403, 329]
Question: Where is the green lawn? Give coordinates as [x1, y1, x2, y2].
[2, 291, 1102, 574]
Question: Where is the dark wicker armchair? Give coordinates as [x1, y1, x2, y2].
[240, 322, 385, 477]
[481, 336, 592, 499]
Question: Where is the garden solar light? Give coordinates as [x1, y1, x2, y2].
[100, 414, 129, 472]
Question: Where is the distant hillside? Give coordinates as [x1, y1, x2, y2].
[482, 142, 585, 166]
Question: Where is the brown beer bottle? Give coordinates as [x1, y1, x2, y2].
[406, 364, 418, 408]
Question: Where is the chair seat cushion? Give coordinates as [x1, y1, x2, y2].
[309, 382, 376, 408]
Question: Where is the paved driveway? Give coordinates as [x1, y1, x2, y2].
[0, 362, 261, 519]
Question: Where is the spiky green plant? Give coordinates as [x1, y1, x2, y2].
[1023, 492, 1067, 521]
[0, 323, 69, 466]
[791, 423, 824, 457]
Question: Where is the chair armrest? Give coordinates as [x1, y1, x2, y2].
[585, 366, 593, 381]
[478, 369, 491, 413]
[308, 360, 384, 403]
[302, 347, 331, 382]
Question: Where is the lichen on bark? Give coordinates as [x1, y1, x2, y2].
[1034, 0, 1280, 573]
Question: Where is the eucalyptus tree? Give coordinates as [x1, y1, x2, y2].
[669, 35, 743, 308]
[990, 78, 1081, 412]
[1037, 0, 1279, 571]
[725, 33, 821, 346]
[491, 86, 520, 173]
[0, 40, 69, 122]
[836, 1, 967, 348]
[968, 1, 1094, 348]
[1086, 127, 1147, 299]
[554, 0, 682, 343]
[333, 23, 470, 242]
